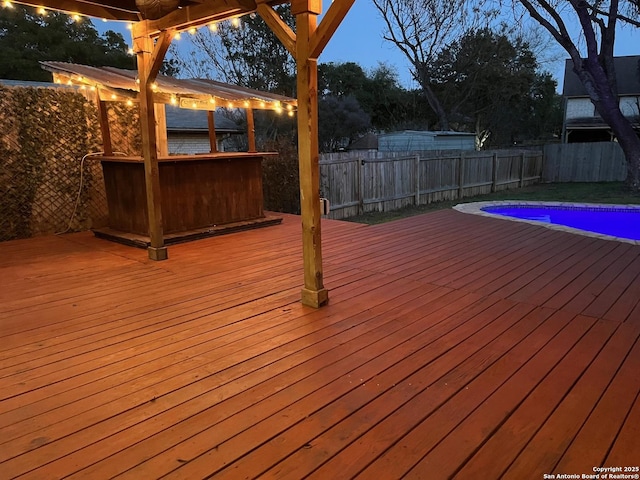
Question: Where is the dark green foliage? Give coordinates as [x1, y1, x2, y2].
[318, 95, 371, 152]
[432, 28, 562, 147]
[0, 5, 134, 81]
[262, 135, 300, 214]
[0, 86, 102, 240]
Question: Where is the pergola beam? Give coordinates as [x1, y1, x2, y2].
[257, 4, 296, 56]
[309, 0, 355, 58]
[13, 0, 140, 20]
[144, 0, 257, 36]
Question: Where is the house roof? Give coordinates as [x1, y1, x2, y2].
[165, 106, 242, 133]
[40, 62, 297, 111]
[563, 55, 640, 96]
[379, 130, 476, 138]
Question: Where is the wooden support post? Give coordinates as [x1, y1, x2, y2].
[207, 111, 218, 153]
[96, 100, 113, 156]
[133, 25, 173, 261]
[246, 108, 256, 153]
[297, 11, 327, 308]
[520, 152, 526, 187]
[262, 0, 353, 307]
[155, 103, 169, 157]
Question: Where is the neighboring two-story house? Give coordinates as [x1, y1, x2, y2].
[562, 55, 640, 143]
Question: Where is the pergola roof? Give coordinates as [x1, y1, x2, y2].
[12, 0, 260, 27]
[41, 61, 296, 111]
[11, 0, 356, 307]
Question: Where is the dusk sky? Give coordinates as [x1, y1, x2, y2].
[99, 1, 639, 91]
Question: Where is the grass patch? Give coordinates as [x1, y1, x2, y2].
[345, 182, 640, 225]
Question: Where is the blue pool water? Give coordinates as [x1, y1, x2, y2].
[482, 205, 640, 241]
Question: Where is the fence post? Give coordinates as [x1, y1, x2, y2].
[520, 152, 526, 187]
[414, 154, 420, 206]
[358, 157, 364, 215]
[458, 152, 465, 199]
[491, 152, 498, 193]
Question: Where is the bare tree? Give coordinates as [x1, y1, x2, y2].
[371, 0, 497, 130]
[511, 0, 640, 189]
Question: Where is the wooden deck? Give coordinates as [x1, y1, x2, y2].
[1, 210, 639, 479]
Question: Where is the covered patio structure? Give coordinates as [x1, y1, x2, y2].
[13, 0, 354, 307]
[1, 209, 639, 477]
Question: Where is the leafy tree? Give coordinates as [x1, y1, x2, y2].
[171, 7, 295, 96]
[372, 0, 498, 130]
[318, 95, 371, 152]
[0, 5, 134, 81]
[432, 28, 560, 147]
[319, 62, 431, 133]
[509, 0, 640, 189]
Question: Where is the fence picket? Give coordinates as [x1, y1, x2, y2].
[319, 149, 543, 219]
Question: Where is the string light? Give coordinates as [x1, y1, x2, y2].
[288, 111, 294, 117]
[126, 99, 133, 106]
[208, 23, 218, 32]
[126, 23, 133, 30]
[174, 32, 182, 40]
[127, 48, 135, 56]
[170, 95, 177, 105]
[151, 82, 158, 91]
[209, 97, 216, 105]
[111, 93, 117, 100]
[37, 6, 46, 15]
[188, 27, 197, 35]
[71, 13, 81, 22]
[259, 101, 266, 108]
[231, 17, 240, 28]
[2, 0, 13, 9]
[286, 104, 293, 111]
[227, 101, 233, 108]
[243, 101, 250, 108]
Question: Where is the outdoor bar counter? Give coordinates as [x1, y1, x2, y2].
[95, 152, 281, 246]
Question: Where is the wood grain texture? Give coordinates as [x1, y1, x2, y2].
[1, 210, 638, 478]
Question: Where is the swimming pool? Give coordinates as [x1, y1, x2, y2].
[453, 201, 640, 244]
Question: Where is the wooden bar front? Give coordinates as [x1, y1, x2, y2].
[98, 153, 279, 243]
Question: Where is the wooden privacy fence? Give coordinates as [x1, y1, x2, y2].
[543, 142, 627, 182]
[320, 150, 543, 219]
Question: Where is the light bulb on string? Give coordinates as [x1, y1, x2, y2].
[208, 23, 218, 32]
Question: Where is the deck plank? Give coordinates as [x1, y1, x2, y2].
[0, 210, 639, 479]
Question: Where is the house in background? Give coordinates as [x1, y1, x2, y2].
[164, 106, 244, 154]
[348, 130, 476, 152]
[562, 55, 640, 143]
